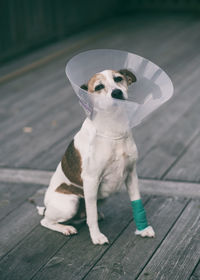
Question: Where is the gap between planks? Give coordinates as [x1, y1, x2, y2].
[0, 168, 199, 199]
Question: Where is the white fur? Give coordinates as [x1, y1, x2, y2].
[99, 70, 129, 100]
[38, 70, 155, 244]
[135, 226, 155, 238]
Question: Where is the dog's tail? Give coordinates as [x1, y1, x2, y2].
[36, 206, 46, 216]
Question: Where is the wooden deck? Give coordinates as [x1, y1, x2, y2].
[1, 12, 200, 280]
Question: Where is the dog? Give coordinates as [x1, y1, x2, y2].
[37, 69, 155, 245]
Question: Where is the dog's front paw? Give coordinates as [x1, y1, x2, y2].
[135, 226, 155, 238]
[91, 232, 109, 245]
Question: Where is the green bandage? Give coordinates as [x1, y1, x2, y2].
[131, 199, 148, 230]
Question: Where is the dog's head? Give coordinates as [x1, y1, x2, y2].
[81, 69, 136, 100]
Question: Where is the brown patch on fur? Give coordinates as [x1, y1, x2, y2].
[61, 140, 83, 186]
[119, 69, 137, 85]
[87, 73, 106, 93]
[55, 183, 84, 197]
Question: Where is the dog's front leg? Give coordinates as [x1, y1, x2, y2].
[83, 177, 109, 245]
[126, 163, 155, 238]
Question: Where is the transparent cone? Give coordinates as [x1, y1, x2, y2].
[65, 49, 174, 129]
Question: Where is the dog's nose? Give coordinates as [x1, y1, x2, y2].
[111, 89, 124, 100]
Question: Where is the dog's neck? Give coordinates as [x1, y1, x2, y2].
[89, 106, 131, 140]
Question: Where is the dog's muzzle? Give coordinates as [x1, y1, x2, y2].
[111, 89, 124, 100]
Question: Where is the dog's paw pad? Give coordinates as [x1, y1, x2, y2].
[91, 232, 109, 245]
[62, 226, 77, 236]
[135, 226, 155, 238]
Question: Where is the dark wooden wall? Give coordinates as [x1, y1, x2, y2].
[0, 0, 200, 64]
[127, 0, 200, 11]
[0, 0, 120, 63]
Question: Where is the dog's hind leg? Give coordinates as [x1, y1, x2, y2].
[40, 194, 79, 236]
[40, 218, 77, 235]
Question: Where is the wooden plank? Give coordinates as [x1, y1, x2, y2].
[1, 14, 131, 106]
[0, 193, 43, 259]
[16, 57, 200, 171]
[133, 16, 200, 159]
[28, 16, 200, 174]
[134, 53, 200, 162]
[0, 14, 199, 280]
[190, 261, 200, 279]
[32, 196, 187, 280]
[120, 14, 198, 67]
[0, 58, 64, 100]
[0, 14, 162, 110]
[0, 71, 69, 136]
[165, 133, 200, 182]
[81, 197, 187, 280]
[138, 200, 200, 280]
[28, 128, 76, 170]
[0, 84, 85, 169]
[3, 102, 84, 169]
[0, 168, 52, 185]
[0, 192, 148, 280]
[137, 95, 200, 179]
[0, 13, 137, 84]
[1, 168, 200, 199]
[0, 182, 41, 220]
[139, 179, 200, 199]
[0, 15, 200, 173]
[0, 225, 72, 280]
[0, 60, 66, 136]
[0, 14, 192, 107]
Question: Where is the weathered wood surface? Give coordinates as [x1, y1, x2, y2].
[166, 132, 200, 182]
[77, 197, 188, 280]
[0, 188, 146, 280]
[0, 183, 198, 280]
[0, 14, 200, 181]
[137, 95, 200, 179]
[138, 200, 200, 280]
[0, 13, 200, 280]
[190, 261, 200, 280]
[0, 168, 53, 185]
[0, 197, 41, 259]
[0, 184, 45, 259]
[1, 168, 200, 199]
[0, 182, 42, 220]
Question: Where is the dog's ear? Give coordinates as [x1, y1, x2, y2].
[119, 69, 137, 85]
[80, 84, 88, 91]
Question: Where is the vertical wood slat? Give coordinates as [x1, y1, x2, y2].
[0, 0, 118, 63]
[138, 200, 200, 280]
[128, 0, 200, 11]
[1, 0, 200, 63]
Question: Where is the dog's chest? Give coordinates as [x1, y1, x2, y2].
[98, 156, 129, 197]
[96, 139, 137, 198]
[74, 122, 138, 199]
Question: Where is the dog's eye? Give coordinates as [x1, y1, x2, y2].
[95, 84, 105, 91]
[114, 76, 123, 83]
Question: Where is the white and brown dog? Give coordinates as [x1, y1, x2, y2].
[37, 69, 155, 245]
